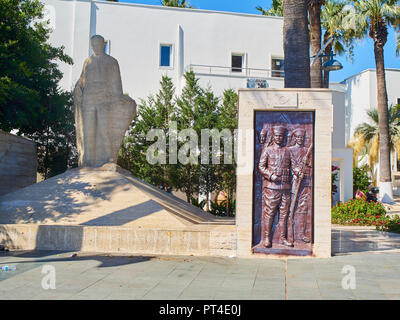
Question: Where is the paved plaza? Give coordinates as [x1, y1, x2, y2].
[0, 226, 399, 300]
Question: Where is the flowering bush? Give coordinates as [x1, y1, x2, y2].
[353, 165, 370, 196]
[332, 198, 400, 233]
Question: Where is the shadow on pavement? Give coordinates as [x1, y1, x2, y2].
[332, 227, 400, 255]
[0, 250, 154, 268]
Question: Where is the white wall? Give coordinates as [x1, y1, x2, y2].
[332, 91, 346, 149]
[332, 148, 354, 202]
[343, 69, 400, 144]
[44, 0, 284, 101]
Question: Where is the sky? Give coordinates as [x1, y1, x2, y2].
[117, 0, 399, 82]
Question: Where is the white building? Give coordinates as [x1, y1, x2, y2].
[44, 0, 357, 202]
[342, 69, 400, 145]
[44, 0, 286, 98]
[340, 69, 400, 195]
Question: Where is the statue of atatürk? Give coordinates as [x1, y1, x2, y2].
[258, 125, 294, 248]
[74, 35, 136, 167]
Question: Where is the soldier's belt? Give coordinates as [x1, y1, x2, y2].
[273, 168, 290, 176]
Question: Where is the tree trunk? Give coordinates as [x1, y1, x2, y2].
[372, 22, 392, 198]
[283, 0, 310, 88]
[309, 2, 323, 88]
[322, 32, 332, 88]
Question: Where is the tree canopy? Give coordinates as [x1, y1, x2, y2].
[119, 72, 238, 216]
[0, 0, 72, 134]
[161, 0, 192, 8]
[0, 0, 77, 178]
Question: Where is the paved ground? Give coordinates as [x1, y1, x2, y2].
[0, 226, 400, 300]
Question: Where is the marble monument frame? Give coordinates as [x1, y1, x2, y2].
[236, 89, 334, 258]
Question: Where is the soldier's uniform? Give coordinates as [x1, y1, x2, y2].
[289, 138, 313, 243]
[258, 129, 293, 247]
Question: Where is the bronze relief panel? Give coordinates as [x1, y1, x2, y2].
[253, 111, 314, 256]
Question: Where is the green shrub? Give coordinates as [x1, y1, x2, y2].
[353, 166, 370, 195]
[332, 165, 339, 196]
[210, 199, 236, 217]
[332, 198, 400, 233]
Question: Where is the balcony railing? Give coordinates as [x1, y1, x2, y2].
[186, 64, 285, 79]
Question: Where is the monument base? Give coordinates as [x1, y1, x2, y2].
[236, 88, 335, 259]
[0, 166, 236, 257]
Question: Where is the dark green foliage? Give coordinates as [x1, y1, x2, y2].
[210, 199, 236, 217]
[0, 0, 72, 134]
[119, 72, 238, 216]
[0, 0, 76, 178]
[190, 197, 206, 209]
[256, 0, 283, 16]
[161, 0, 191, 8]
[353, 165, 370, 196]
[27, 93, 77, 179]
[118, 75, 177, 190]
[332, 165, 339, 196]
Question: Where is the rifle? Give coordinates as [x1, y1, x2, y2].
[287, 143, 313, 243]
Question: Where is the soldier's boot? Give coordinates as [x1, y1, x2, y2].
[298, 213, 310, 243]
[264, 215, 274, 248]
[278, 218, 294, 247]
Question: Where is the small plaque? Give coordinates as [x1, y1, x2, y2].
[270, 92, 298, 108]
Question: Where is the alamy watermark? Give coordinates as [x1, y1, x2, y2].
[144, 122, 253, 169]
[41, 265, 56, 290]
[341, 265, 356, 290]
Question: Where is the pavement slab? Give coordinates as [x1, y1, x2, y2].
[0, 226, 400, 300]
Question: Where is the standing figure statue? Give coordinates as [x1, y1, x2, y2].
[74, 35, 136, 167]
[288, 128, 313, 243]
[258, 125, 294, 248]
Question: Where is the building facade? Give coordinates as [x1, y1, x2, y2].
[341, 69, 400, 190]
[44, 0, 360, 202]
[43, 0, 285, 98]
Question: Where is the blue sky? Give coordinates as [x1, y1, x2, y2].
[118, 0, 399, 82]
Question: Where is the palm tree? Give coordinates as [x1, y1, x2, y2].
[309, 0, 325, 88]
[283, 0, 310, 88]
[350, 105, 400, 183]
[161, 0, 191, 8]
[257, 0, 310, 87]
[349, 0, 400, 200]
[321, 1, 360, 88]
[256, 0, 283, 16]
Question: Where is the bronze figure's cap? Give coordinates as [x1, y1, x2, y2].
[293, 128, 306, 135]
[272, 125, 286, 135]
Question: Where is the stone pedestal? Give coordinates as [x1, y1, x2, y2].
[236, 89, 334, 258]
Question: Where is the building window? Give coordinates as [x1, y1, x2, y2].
[271, 58, 284, 78]
[160, 44, 172, 67]
[104, 40, 110, 55]
[397, 98, 400, 105]
[231, 54, 244, 73]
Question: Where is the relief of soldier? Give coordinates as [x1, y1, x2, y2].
[257, 124, 313, 249]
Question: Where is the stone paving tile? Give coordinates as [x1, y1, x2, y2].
[287, 287, 322, 300]
[1, 250, 400, 299]
[214, 289, 254, 300]
[103, 288, 152, 300]
[31, 291, 74, 300]
[319, 289, 357, 300]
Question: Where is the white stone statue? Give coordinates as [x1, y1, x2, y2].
[74, 35, 136, 167]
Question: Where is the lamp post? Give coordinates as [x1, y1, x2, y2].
[310, 37, 343, 86]
[321, 53, 343, 71]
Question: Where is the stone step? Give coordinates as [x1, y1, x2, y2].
[0, 224, 237, 257]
